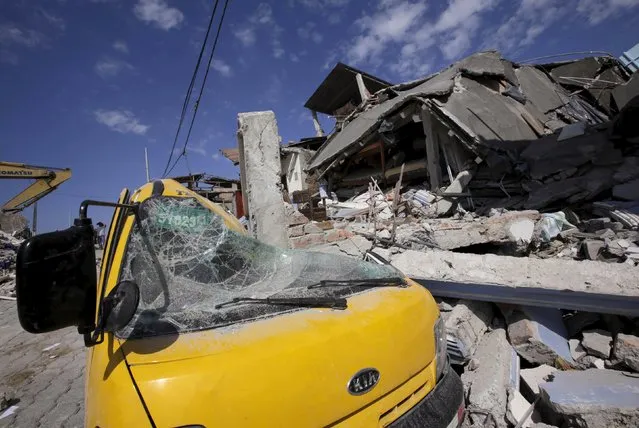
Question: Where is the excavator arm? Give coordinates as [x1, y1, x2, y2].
[1, 161, 72, 212]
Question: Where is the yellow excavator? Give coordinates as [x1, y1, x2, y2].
[1, 161, 72, 234]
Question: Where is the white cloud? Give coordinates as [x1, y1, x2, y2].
[94, 57, 134, 78]
[234, 3, 285, 59]
[212, 153, 221, 160]
[113, 40, 129, 53]
[0, 24, 45, 48]
[38, 9, 66, 31]
[233, 27, 256, 46]
[211, 59, 232, 77]
[94, 109, 149, 135]
[133, 0, 184, 31]
[290, 53, 300, 62]
[577, 0, 639, 24]
[297, 22, 323, 43]
[346, 1, 429, 67]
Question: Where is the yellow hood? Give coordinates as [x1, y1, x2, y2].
[122, 283, 439, 427]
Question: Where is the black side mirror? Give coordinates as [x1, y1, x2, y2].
[16, 220, 97, 334]
[102, 280, 140, 333]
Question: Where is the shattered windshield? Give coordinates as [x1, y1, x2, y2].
[116, 196, 401, 339]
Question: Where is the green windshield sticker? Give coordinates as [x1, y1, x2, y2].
[153, 205, 214, 232]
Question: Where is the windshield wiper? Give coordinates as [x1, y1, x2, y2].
[214, 296, 348, 310]
[307, 277, 407, 289]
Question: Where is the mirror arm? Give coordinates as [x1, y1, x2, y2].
[79, 200, 138, 220]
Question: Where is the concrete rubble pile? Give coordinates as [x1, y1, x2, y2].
[227, 51, 639, 427]
[0, 230, 21, 299]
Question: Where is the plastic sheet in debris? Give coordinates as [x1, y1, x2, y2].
[116, 196, 400, 338]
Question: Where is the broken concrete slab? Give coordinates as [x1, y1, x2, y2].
[520, 364, 556, 397]
[581, 329, 612, 359]
[613, 333, 639, 372]
[390, 250, 639, 316]
[289, 233, 326, 249]
[237, 111, 289, 248]
[539, 368, 639, 428]
[581, 240, 605, 260]
[569, 339, 587, 361]
[461, 328, 516, 428]
[444, 300, 493, 364]
[506, 306, 573, 365]
[335, 235, 373, 257]
[428, 211, 540, 250]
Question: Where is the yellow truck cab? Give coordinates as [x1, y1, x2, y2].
[15, 179, 464, 427]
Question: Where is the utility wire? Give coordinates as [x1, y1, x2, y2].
[164, 0, 230, 178]
[161, 0, 221, 178]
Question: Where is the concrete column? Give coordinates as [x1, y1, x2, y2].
[236, 111, 289, 248]
[311, 110, 324, 137]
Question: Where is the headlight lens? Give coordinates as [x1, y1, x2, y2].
[434, 316, 447, 381]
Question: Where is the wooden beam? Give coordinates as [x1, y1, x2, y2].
[420, 105, 442, 190]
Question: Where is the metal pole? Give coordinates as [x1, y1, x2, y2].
[144, 147, 150, 182]
[32, 202, 37, 235]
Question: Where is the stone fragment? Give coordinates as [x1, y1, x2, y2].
[569, 338, 587, 361]
[507, 389, 539, 428]
[520, 364, 556, 396]
[335, 236, 372, 256]
[581, 329, 612, 359]
[581, 240, 605, 260]
[613, 333, 639, 372]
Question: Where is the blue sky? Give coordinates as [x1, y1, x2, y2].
[1, 0, 638, 232]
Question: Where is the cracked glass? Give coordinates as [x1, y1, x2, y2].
[116, 196, 401, 338]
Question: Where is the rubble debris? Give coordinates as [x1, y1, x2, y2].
[581, 329, 612, 359]
[444, 300, 493, 364]
[391, 250, 639, 316]
[505, 306, 572, 366]
[237, 111, 288, 248]
[568, 339, 587, 361]
[539, 368, 639, 428]
[520, 364, 556, 397]
[0, 230, 21, 298]
[613, 333, 639, 372]
[461, 328, 517, 428]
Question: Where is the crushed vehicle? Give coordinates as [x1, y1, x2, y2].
[14, 179, 464, 428]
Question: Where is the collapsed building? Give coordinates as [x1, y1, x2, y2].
[225, 50, 639, 428]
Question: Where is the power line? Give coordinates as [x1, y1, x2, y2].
[161, 0, 221, 177]
[164, 0, 230, 178]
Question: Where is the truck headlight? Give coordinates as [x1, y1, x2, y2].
[434, 316, 447, 381]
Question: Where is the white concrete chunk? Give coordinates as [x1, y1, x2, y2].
[614, 333, 639, 372]
[581, 329, 612, 359]
[520, 364, 556, 396]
